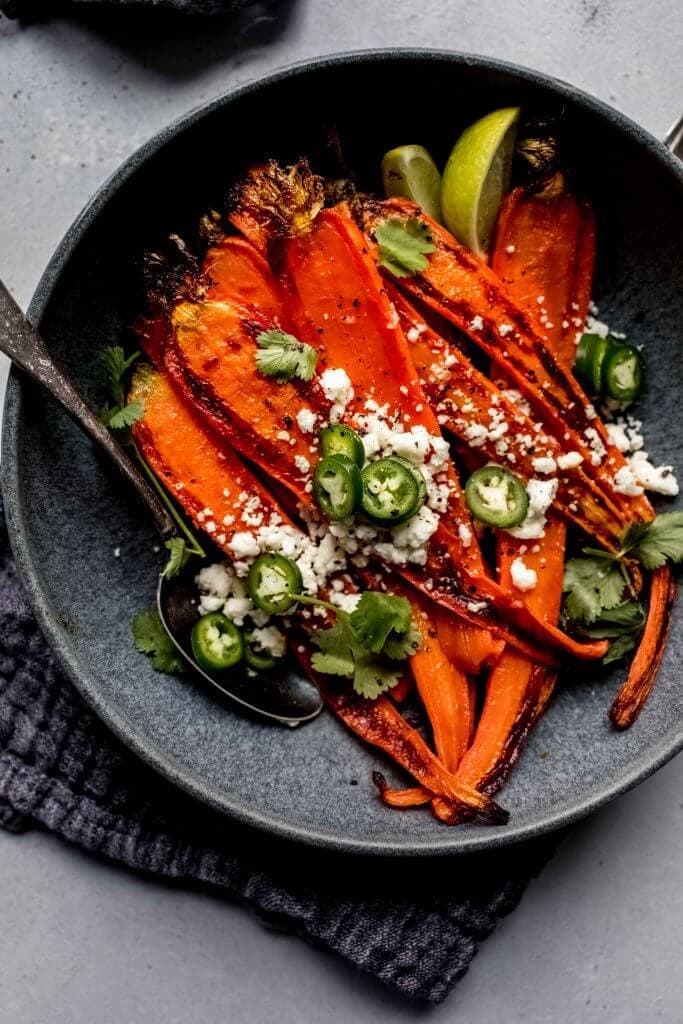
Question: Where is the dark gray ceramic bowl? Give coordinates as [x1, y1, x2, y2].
[2, 51, 682, 856]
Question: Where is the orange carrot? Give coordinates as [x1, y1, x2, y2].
[492, 187, 596, 367]
[409, 596, 473, 772]
[130, 366, 290, 547]
[609, 566, 676, 729]
[434, 609, 504, 673]
[391, 287, 624, 548]
[358, 196, 653, 526]
[325, 690, 508, 824]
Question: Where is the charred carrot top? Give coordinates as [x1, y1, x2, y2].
[358, 196, 653, 525]
[130, 365, 291, 549]
[492, 187, 596, 367]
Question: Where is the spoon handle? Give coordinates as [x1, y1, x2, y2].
[0, 279, 175, 539]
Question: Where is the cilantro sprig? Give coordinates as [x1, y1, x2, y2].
[374, 217, 436, 278]
[99, 346, 145, 434]
[562, 511, 683, 662]
[255, 329, 318, 382]
[302, 591, 421, 699]
[132, 608, 185, 674]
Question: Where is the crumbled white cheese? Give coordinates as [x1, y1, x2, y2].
[329, 591, 362, 614]
[458, 523, 473, 548]
[499, 324, 513, 337]
[294, 455, 310, 474]
[612, 465, 643, 496]
[584, 426, 606, 465]
[510, 556, 538, 592]
[228, 532, 261, 559]
[470, 315, 484, 331]
[507, 478, 559, 540]
[628, 452, 679, 496]
[320, 368, 354, 423]
[532, 456, 557, 475]
[296, 408, 317, 434]
[249, 625, 286, 659]
[557, 451, 583, 470]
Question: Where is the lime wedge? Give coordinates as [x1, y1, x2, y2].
[441, 108, 520, 256]
[381, 145, 442, 222]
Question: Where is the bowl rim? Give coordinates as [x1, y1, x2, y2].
[3, 47, 682, 857]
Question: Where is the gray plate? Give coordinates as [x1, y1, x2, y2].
[2, 51, 681, 856]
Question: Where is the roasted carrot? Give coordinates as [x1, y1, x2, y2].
[130, 365, 290, 547]
[324, 689, 508, 824]
[492, 187, 596, 367]
[456, 518, 566, 791]
[409, 595, 473, 772]
[391, 287, 625, 548]
[609, 566, 677, 729]
[358, 196, 653, 525]
[434, 609, 504, 673]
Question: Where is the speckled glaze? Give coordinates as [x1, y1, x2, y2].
[2, 51, 681, 856]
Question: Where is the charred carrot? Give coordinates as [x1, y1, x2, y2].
[609, 566, 676, 729]
[229, 180, 607, 662]
[492, 187, 596, 367]
[391, 287, 625, 548]
[325, 689, 508, 824]
[434, 609, 504, 673]
[130, 365, 289, 547]
[358, 196, 653, 525]
[409, 595, 473, 772]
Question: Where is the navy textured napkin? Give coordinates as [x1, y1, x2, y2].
[1, 0, 269, 18]
[0, 493, 556, 1002]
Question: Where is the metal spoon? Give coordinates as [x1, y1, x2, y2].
[0, 280, 323, 726]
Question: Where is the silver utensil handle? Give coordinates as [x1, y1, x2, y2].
[664, 113, 683, 158]
[0, 279, 175, 539]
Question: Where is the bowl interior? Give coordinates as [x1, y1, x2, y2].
[3, 53, 682, 855]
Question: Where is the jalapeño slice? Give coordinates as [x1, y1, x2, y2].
[574, 332, 611, 396]
[319, 424, 365, 467]
[247, 553, 303, 615]
[360, 456, 423, 526]
[465, 465, 528, 528]
[244, 632, 284, 672]
[313, 455, 362, 520]
[191, 612, 244, 672]
[603, 344, 642, 402]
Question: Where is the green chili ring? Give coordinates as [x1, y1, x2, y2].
[319, 424, 365, 467]
[603, 344, 642, 402]
[244, 632, 284, 672]
[313, 455, 362, 520]
[247, 553, 303, 615]
[360, 456, 424, 526]
[191, 612, 244, 671]
[465, 465, 528, 529]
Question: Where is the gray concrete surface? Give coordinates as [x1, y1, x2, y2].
[0, 0, 681, 1020]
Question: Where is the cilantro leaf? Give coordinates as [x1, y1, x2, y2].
[102, 346, 141, 406]
[375, 217, 436, 278]
[132, 608, 185, 674]
[602, 632, 638, 665]
[563, 557, 627, 624]
[255, 329, 318, 382]
[162, 537, 192, 579]
[583, 601, 645, 638]
[310, 617, 357, 677]
[309, 590, 418, 699]
[383, 624, 422, 660]
[101, 397, 145, 431]
[621, 512, 683, 570]
[349, 592, 412, 654]
[352, 657, 403, 700]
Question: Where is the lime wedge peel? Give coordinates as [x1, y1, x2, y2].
[440, 107, 520, 257]
[381, 144, 443, 223]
